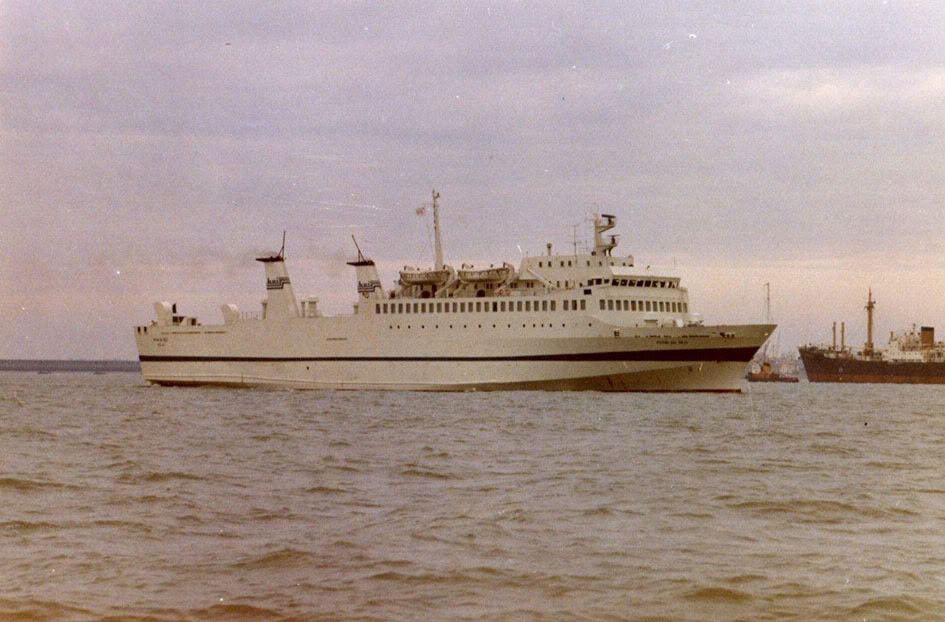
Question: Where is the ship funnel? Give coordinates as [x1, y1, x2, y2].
[255, 233, 299, 320]
[348, 236, 386, 299]
[841, 322, 845, 351]
[832, 321, 837, 351]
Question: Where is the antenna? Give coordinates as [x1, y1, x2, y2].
[432, 189, 443, 269]
[763, 282, 770, 323]
[279, 230, 286, 259]
[351, 235, 365, 262]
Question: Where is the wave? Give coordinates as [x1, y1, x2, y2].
[233, 548, 317, 570]
[683, 586, 753, 603]
[304, 485, 347, 494]
[728, 498, 916, 522]
[0, 477, 74, 492]
[0, 598, 92, 621]
[116, 471, 205, 484]
[847, 595, 940, 618]
[0, 520, 58, 532]
[400, 467, 456, 480]
[189, 603, 283, 620]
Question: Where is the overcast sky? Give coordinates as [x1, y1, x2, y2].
[3, 1, 945, 358]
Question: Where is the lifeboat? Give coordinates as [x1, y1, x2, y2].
[458, 263, 513, 283]
[399, 266, 452, 286]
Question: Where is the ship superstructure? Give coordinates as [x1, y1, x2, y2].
[799, 289, 945, 383]
[135, 191, 773, 391]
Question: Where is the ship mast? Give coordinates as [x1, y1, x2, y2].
[432, 189, 443, 270]
[764, 282, 771, 323]
[864, 288, 876, 356]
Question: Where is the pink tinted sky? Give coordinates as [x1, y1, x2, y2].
[2, 2, 945, 358]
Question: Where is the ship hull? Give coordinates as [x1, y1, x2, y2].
[139, 359, 753, 392]
[137, 321, 772, 392]
[799, 348, 945, 384]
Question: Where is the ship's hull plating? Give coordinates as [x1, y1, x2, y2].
[799, 348, 945, 384]
[137, 321, 772, 392]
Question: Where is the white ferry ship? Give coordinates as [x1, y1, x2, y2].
[135, 191, 773, 391]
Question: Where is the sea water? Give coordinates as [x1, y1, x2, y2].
[1, 372, 943, 621]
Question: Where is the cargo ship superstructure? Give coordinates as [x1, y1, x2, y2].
[135, 191, 773, 391]
[799, 290, 945, 384]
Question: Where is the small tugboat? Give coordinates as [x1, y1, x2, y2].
[747, 283, 799, 383]
[747, 360, 799, 383]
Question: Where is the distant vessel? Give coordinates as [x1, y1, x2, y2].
[747, 283, 798, 383]
[747, 360, 799, 383]
[135, 190, 773, 391]
[799, 290, 945, 384]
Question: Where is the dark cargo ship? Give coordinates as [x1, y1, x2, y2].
[799, 290, 945, 384]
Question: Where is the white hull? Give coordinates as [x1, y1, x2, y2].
[139, 360, 753, 392]
[137, 318, 772, 392]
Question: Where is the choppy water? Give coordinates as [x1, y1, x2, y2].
[1, 372, 944, 621]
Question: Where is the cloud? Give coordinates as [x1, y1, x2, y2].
[740, 65, 945, 115]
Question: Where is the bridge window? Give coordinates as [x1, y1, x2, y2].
[600, 299, 606, 310]
[580, 300, 586, 310]
[550, 300, 556, 311]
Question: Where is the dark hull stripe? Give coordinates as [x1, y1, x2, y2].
[139, 347, 757, 364]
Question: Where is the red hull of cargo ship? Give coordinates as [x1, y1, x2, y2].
[799, 347, 945, 384]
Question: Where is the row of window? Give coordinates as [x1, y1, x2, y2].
[377, 299, 586, 314]
[535, 259, 631, 268]
[590, 278, 677, 288]
[600, 299, 688, 313]
[389, 322, 594, 330]
[376, 298, 688, 315]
